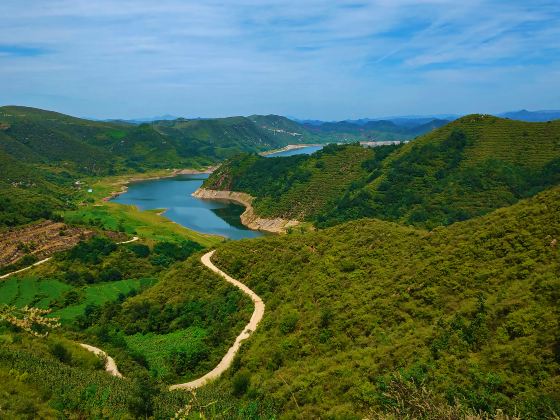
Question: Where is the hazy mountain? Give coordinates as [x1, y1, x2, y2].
[498, 109, 560, 122]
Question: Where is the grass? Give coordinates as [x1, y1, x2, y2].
[0, 276, 71, 309]
[0, 275, 156, 322]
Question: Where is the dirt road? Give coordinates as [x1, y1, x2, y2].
[79, 343, 123, 377]
[169, 250, 265, 390]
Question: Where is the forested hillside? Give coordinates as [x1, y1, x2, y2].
[203, 143, 397, 220]
[0, 106, 305, 228]
[209, 186, 560, 418]
[2, 108, 559, 419]
[204, 115, 560, 229]
[0, 106, 304, 174]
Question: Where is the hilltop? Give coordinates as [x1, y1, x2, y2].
[0, 106, 301, 174]
[203, 114, 560, 228]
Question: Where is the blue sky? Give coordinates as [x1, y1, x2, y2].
[1, 0, 559, 120]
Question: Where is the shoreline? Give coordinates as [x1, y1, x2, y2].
[192, 188, 299, 234]
[102, 166, 217, 202]
[259, 143, 322, 156]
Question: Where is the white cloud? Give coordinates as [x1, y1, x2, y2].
[0, 0, 558, 119]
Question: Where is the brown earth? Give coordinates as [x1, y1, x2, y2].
[0, 220, 94, 267]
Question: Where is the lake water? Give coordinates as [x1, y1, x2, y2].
[264, 145, 323, 158]
[112, 145, 323, 239]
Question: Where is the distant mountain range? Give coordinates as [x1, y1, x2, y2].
[497, 109, 560, 122]
[291, 109, 560, 126]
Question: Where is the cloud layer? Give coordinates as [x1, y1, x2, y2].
[1, 0, 559, 119]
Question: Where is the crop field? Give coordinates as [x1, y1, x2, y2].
[124, 327, 207, 378]
[0, 276, 71, 309]
[0, 276, 156, 322]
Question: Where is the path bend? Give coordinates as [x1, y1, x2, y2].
[79, 343, 123, 377]
[170, 250, 265, 390]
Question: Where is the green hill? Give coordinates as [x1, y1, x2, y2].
[208, 185, 560, 418]
[0, 147, 74, 226]
[248, 114, 322, 144]
[0, 106, 319, 227]
[203, 143, 387, 220]
[204, 115, 560, 228]
[0, 106, 301, 174]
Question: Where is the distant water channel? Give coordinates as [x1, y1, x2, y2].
[112, 145, 324, 239]
[264, 145, 323, 158]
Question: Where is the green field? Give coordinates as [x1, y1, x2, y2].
[53, 278, 157, 322]
[0, 276, 71, 309]
[64, 201, 221, 247]
[0, 276, 156, 322]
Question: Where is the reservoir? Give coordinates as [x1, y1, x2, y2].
[112, 145, 323, 239]
[264, 145, 323, 158]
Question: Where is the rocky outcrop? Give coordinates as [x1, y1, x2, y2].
[192, 188, 299, 234]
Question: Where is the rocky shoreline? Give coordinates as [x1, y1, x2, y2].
[192, 188, 299, 234]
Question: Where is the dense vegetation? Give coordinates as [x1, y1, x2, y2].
[209, 186, 560, 418]
[0, 107, 305, 228]
[204, 143, 387, 220]
[0, 232, 264, 418]
[0, 106, 452, 228]
[205, 115, 560, 229]
[0, 327, 277, 418]
[2, 107, 559, 418]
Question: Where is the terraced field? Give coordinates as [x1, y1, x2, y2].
[0, 276, 156, 322]
[0, 276, 71, 309]
[411, 114, 560, 168]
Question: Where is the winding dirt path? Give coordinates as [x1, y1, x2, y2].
[3, 242, 263, 388]
[79, 343, 123, 378]
[79, 249, 264, 388]
[117, 236, 139, 244]
[0, 257, 52, 280]
[169, 250, 265, 390]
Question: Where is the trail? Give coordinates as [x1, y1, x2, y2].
[117, 236, 139, 244]
[79, 343, 123, 378]
[79, 249, 264, 388]
[0, 258, 52, 279]
[0, 236, 139, 280]
[169, 250, 265, 390]
[2, 240, 262, 388]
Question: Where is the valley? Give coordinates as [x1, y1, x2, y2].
[0, 108, 559, 419]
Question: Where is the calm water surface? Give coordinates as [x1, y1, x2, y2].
[265, 145, 323, 158]
[112, 145, 324, 239]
